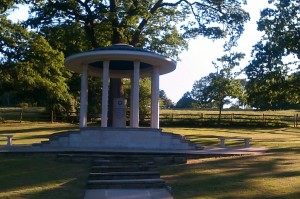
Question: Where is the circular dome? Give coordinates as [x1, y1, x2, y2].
[64, 44, 177, 78]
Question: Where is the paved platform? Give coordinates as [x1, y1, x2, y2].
[84, 188, 173, 199]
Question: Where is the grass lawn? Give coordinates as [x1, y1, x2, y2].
[160, 127, 300, 199]
[0, 122, 300, 198]
[0, 154, 89, 199]
[0, 122, 79, 145]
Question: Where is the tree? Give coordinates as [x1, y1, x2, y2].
[245, 42, 293, 110]
[25, 0, 249, 121]
[159, 90, 174, 108]
[257, 0, 300, 58]
[191, 75, 217, 108]
[123, 78, 151, 124]
[4, 0, 249, 125]
[176, 91, 198, 108]
[192, 52, 244, 125]
[0, 16, 73, 111]
[245, 0, 300, 110]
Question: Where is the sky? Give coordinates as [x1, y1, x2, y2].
[8, 0, 271, 103]
[160, 0, 270, 103]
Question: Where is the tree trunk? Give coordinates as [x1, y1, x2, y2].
[218, 100, 223, 127]
[106, 0, 126, 126]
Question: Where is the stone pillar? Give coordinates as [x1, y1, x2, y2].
[132, 61, 140, 128]
[151, 66, 160, 128]
[101, 60, 109, 127]
[130, 77, 134, 127]
[80, 65, 88, 127]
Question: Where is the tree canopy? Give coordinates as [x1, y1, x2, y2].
[245, 0, 300, 110]
[0, 16, 73, 110]
[1, 0, 250, 118]
[192, 52, 244, 124]
[20, 0, 250, 57]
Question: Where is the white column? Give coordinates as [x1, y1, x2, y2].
[130, 77, 134, 127]
[80, 65, 88, 127]
[101, 60, 109, 127]
[151, 66, 160, 128]
[132, 61, 140, 128]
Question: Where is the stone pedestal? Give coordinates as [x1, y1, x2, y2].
[113, 98, 127, 128]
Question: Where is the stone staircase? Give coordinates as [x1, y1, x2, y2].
[86, 155, 168, 190]
[33, 127, 204, 151]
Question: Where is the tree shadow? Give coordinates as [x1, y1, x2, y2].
[160, 152, 300, 199]
[0, 154, 89, 199]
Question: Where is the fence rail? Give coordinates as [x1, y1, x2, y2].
[156, 113, 299, 127]
[0, 109, 299, 127]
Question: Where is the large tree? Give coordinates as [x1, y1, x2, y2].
[245, 0, 300, 110]
[3, 0, 249, 124]
[0, 16, 73, 110]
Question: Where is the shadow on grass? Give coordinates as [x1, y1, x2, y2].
[160, 152, 300, 199]
[0, 126, 78, 134]
[14, 134, 52, 140]
[0, 154, 89, 199]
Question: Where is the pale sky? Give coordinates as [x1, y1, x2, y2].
[8, 0, 271, 103]
[160, 0, 270, 103]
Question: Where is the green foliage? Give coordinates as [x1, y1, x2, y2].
[176, 92, 199, 108]
[0, 17, 73, 111]
[1, 0, 250, 121]
[191, 52, 244, 125]
[24, 0, 249, 56]
[123, 78, 151, 123]
[258, 0, 300, 58]
[192, 52, 245, 108]
[159, 90, 174, 108]
[245, 0, 300, 110]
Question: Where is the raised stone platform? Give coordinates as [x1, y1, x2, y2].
[33, 127, 203, 151]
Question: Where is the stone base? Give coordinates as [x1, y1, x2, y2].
[36, 127, 202, 151]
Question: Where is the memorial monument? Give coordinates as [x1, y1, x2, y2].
[38, 44, 200, 151]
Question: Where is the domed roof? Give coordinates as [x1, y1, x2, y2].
[64, 44, 176, 78]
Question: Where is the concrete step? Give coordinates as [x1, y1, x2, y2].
[89, 171, 160, 180]
[91, 165, 157, 172]
[92, 159, 155, 166]
[86, 178, 166, 189]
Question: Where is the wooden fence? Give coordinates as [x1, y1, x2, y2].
[0, 109, 299, 127]
[157, 113, 299, 127]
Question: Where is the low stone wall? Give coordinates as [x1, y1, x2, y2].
[39, 127, 199, 151]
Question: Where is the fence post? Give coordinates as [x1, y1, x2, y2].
[263, 114, 265, 126]
[297, 114, 299, 127]
[51, 111, 54, 123]
[231, 113, 234, 122]
[19, 109, 23, 123]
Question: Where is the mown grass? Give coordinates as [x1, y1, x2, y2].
[0, 122, 78, 145]
[0, 122, 87, 199]
[0, 122, 300, 198]
[0, 154, 89, 199]
[160, 127, 300, 199]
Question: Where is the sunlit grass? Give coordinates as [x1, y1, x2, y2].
[1, 122, 300, 198]
[0, 122, 78, 145]
[160, 127, 300, 199]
